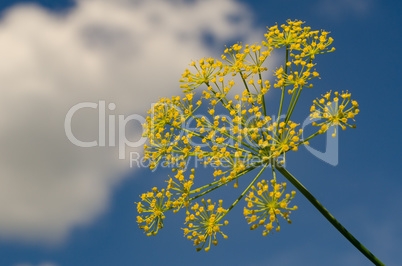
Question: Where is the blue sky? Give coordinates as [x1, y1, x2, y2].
[0, 0, 401, 265]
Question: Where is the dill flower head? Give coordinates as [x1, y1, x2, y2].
[310, 90, 359, 137]
[180, 58, 223, 93]
[183, 199, 228, 252]
[136, 187, 170, 236]
[137, 20, 359, 252]
[244, 179, 297, 236]
[264, 19, 334, 55]
[166, 169, 195, 212]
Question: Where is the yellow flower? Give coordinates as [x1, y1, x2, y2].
[310, 91, 359, 137]
[183, 199, 228, 251]
[138, 20, 359, 253]
[166, 169, 196, 212]
[136, 188, 170, 236]
[264, 19, 305, 48]
[180, 58, 222, 93]
[244, 179, 297, 235]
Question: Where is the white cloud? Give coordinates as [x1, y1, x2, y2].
[0, 0, 261, 243]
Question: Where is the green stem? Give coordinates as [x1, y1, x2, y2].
[226, 163, 268, 213]
[168, 123, 254, 154]
[258, 71, 267, 117]
[205, 81, 231, 108]
[298, 131, 320, 146]
[239, 70, 252, 95]
[276, 45, 289, 134]
[239, 70, 256, 109]
[275, 164, 384, 266]
[284, 57, 314, 124]
[189, 162, 263, 197]
[284, 86, 302, 124]
[284, 86, 298, 120]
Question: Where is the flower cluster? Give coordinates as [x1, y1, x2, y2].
[136, 187, 170, 236]
[136, 19, 358, 252]
[166, 169, 195, 212]
[310, 90, 359, 137]
[244, 179, 297, 235]
[183, 199, 229, 252]
[264, 20, 334, 56]
[266, 20, 334, 93]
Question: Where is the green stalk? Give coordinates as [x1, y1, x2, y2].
[284, 86, 302, 124]
[189, 162, 263, 198]
[239, 70, 252, 96]
[258, 71, 267, 117]
[298, 131, 320, 146]
[276, 44, 289, 133]
[167, 116, 259, 153]
[226, 163, 268, 213]
[284, 57, 314, 124]
[205, 81, 231, 108]
[284, 85, 298, 120]
[238, 70, 257, 110]
[275, 163, 385, 266]
[168, 123, 254, 154]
